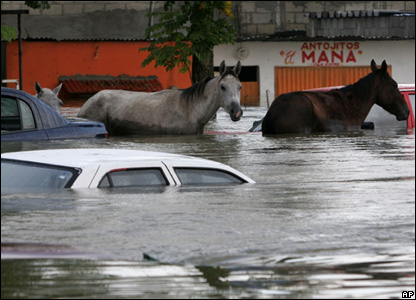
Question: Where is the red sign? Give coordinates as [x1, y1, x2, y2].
[280, 42, 363, 66]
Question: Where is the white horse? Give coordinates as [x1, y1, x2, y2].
[78, 60, 243, 135]
[35, 81, 63, 114]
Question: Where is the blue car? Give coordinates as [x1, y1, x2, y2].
[1, 87, 107, 141]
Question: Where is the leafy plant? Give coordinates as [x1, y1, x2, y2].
[24, 1, 50, 10]
[1, 25, 17, 42]
[1, 1, 50, 42]
[140, 1, 236, 83]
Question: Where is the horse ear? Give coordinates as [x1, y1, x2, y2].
[53, 83, 63, 96]
[381, 60, 387, 74]
[370, 59, 378, 72]
[219, 60, 226, 74]
[233, 61, 242, 76]
[35, 81, 42, 94]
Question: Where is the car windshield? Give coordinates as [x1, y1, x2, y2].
[1, 159, 80, 189]
[174, 168, 245, 185]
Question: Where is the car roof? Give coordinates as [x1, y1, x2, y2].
[2, 149, 256, 186]
[397, 84, 415, 92]
[1, 148, 223, 168]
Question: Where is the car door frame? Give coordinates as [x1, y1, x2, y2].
[87, 162, 177, 188]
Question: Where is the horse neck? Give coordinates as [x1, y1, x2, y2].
[344, 74, 379, 117]
[187, 76, 221, 125]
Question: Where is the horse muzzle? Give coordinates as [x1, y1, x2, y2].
[230, 108, 243, 122]
[396, 105, 410, 121]
[396, 112, 409, 121]
[229, 102, 243, 122]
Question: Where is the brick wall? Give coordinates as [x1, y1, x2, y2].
[2, 1, 415, 38]
[0, 1, 158, 15]
[308, 14, 415, 38]
[233, 1, 415, 36]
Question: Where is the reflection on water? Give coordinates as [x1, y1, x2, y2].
[1, 253, 414, 299]
[1, 107, 415, 299]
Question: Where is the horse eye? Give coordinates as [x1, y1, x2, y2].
[220, 84, 226, 91]
[238, 85, 242, 91]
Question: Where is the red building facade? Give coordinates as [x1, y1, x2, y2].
[5, 40, 192, 99]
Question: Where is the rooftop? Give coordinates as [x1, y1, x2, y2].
[58, 74, 163, 96]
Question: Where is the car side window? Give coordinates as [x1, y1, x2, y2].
[1, 96, 35, 131]
[1, 96, 19, 116]
[174, 168, 245, 185]
[20, 100, 36, 129]
[98, 168, 168, 188]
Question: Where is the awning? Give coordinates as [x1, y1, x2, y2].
[58, 74, 163, 95]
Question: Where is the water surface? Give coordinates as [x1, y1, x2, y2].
[1, 107, 415, 299]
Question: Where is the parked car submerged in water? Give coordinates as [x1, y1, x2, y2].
[1, 149, 255, 190]
[1, 87, 108, 141]
[249, 84, 415, 132]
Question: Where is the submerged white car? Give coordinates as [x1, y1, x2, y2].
[1, 149, 255, 189]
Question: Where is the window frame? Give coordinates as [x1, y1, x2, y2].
[173, 167, 246, 186]
[98, 167, 170, 188]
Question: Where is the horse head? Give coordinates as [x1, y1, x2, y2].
[218, 60, 243, 122]
[371, 60, 409, 121]
[35, 81, 63, 114]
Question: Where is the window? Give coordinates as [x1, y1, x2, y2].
[1, 97, 20, 130]
[1, 97, 35, 131]
[1, 96, 19, 116]
[1, 159, 79, 189]
[98, 168, 168, 188]
[175, 168, 245, 185]
[20, 101, 36, 129]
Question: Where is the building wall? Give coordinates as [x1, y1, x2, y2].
[5, 41, 192, 95]
[234, 1, 415, 35]
[215, 39, 416, 106]
[2, 1, 415, 106]
[2, 1, 415, 38]
[1, 1, 155, 14]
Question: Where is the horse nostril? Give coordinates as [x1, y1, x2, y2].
[230, 109, 242, 121]
[228, 102, 242, 121]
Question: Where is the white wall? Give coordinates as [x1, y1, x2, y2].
[215, 40, 415, 106]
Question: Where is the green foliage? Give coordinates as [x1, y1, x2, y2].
[1, 1, 50, 42]
[140, 1, 236, 74]
[24, 1, 50, 10]
[1, 25, 17, 42]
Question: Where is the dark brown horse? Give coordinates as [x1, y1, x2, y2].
[262, 60, 409, 135]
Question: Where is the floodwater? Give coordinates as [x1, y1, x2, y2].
[1, 106, 415, 299]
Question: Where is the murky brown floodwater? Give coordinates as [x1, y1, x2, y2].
[1, 106, 415, 299]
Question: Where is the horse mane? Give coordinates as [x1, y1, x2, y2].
[180, 76, 214, 102]
[336, 70, 378, 101]
[220, 68, 238, 80]
[180, 68, 239, 102]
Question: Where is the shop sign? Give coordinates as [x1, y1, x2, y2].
[280, 42, 363, 66]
